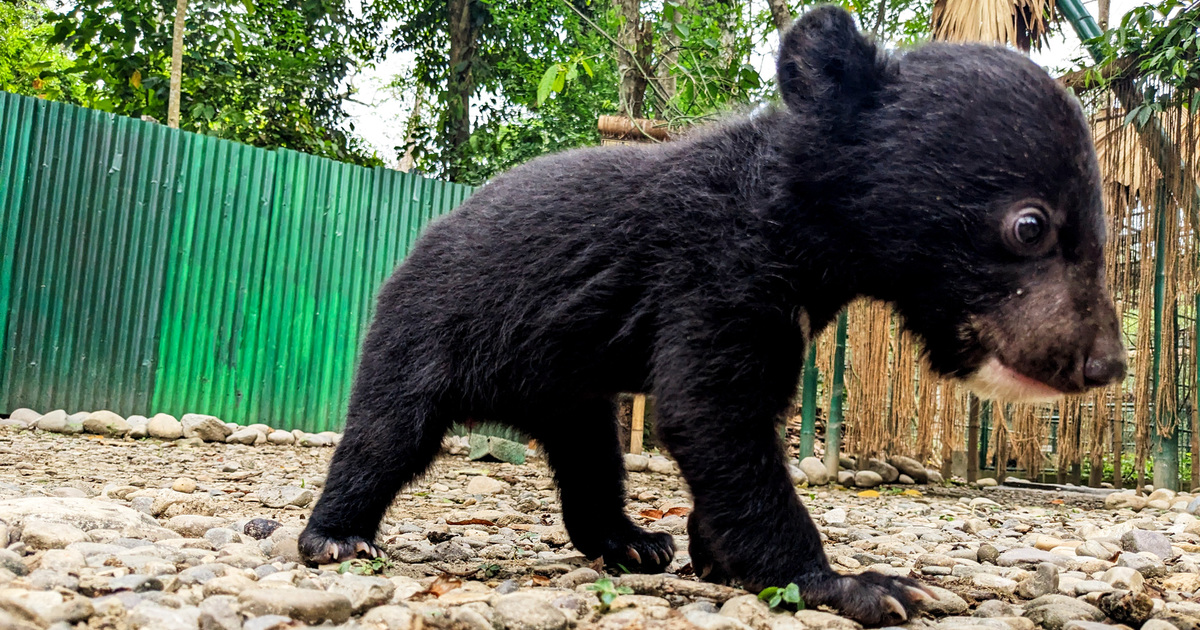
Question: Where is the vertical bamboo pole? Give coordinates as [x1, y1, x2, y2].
[630, 394, 645, 455]
[967, 395, 980, 483]
[1112, 393, 1124, 488]
[996, 405, 1010, 482]
[824, 311, 848, 478]
[979, 401, 991, 472]
[799, 346, 818, 459]
[1055, 403, 1067, 485]
[1152, 186, 1179, 490]
[1070, 408, 1083, 485]
[1089, 393, 1106, 487]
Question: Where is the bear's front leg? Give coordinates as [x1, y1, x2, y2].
[652, 330, 930, 626]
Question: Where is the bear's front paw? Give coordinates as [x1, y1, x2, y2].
[806, 570, 934, 627]
[298, 529, 385, 566]
[597, 527, 676, 574]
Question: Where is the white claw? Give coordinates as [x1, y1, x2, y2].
[883, 595, 908, 622]
[908, 585, 936, 601]
[329, 543, 340, 561]
[698, 564, 712, 579]
[627, 547, 642, 564]
[355, 541, 370, 555]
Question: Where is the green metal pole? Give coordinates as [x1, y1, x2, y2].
[1057, 0, 1103, 45]
[824, 311, 848, 478]
[1151, 184, 1179, 490]
[799, 346, 819, 460]
[1194, 291, 1199, 491]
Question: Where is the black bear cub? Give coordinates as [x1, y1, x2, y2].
[300, 5, 1125, 626]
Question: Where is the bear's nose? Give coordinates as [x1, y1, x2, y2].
[1083, 353, 1126, 387]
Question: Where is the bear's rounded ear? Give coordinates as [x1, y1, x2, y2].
[776, 5, 885, 118]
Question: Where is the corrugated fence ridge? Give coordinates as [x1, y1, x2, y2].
[0, 91, 473, 432]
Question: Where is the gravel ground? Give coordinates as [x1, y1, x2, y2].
[1, 420, 1200, 630]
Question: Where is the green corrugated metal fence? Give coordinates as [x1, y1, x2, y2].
[0, 91, 472, 431]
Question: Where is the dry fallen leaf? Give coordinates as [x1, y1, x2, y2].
[902, 489, 923, 497]
[664, 506, 691, 517]
[429, 574, 462, 597]
[530, 574, 552, 586]
[640, 509, 664, 520]
[447, 519, 497, 526]
[857, 490, 881, 498]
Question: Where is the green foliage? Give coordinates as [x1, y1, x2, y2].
[1080, 451, 1194, 485]
[45, 0, 381, 165]
[758, 583, 805, 610]
[337, 556, 394, 575]
[829, 0, 935, 47]
[382, 0, 616, 183]
[0, 1, 82, 102]
[656, 0, 771, 119]
[586, 577, 633, 612]
[387, 0, 940, 183]
[1089, 0, 1200, 120]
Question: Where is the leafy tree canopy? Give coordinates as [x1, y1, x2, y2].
[1090, 0, 1199, 117]
[45, 0, 383, 165]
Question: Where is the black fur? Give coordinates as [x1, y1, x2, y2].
[300, 6, 1124, 625]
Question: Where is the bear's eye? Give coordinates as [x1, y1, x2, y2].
[1004, 206, 1053, 254]
[1014, 212, 1044, 244]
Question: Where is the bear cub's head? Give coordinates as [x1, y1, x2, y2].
[777, 7, 1126, 402]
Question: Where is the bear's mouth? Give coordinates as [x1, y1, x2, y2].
[963, 356, 1063, 402]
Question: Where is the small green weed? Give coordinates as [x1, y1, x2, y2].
[337, 557, 393, 575]
[481, 563, 502, 578]
[758, 583, 805, 610]
[586, 577, 633, 612]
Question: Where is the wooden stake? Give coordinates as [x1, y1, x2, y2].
[631, 394, 646, 455]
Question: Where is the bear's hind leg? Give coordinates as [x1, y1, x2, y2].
[299, 394, 449, 565]
[532, 397, 674, 573]
[655, 394, 930, 626]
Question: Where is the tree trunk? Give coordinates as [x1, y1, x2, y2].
[657, 1, 682, 109]
[767, 0, 791, 32]
[398, 87, 425, 173]
[447, 0, 476, 181]
[168, 0, 188, 128]
[1098, 0, 1111, 30]
[872, 0, 887, 36]
[615, 0, 649, 118]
